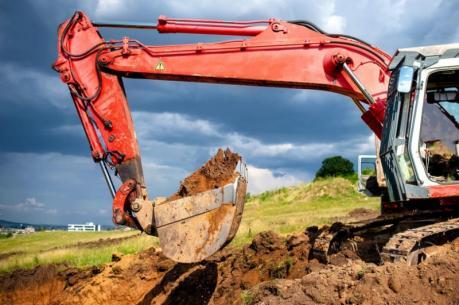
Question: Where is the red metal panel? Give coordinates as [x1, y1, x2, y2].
[428, 185, 459, 199]
[53, 12, 143, 181]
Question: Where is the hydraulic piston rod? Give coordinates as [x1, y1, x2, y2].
[99, 161, 116, 199]
[93, 21, 158, 29]
[342, 62, 376, 105]
[93, 16, 268, 36]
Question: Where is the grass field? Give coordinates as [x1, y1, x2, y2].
[0, 177, 379, 272]
[0, 230, 158, 273]
[232, 177, 379, 246]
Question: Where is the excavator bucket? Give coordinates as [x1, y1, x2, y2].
[154, 173, 247, 263]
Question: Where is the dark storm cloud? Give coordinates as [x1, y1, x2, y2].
[1, 0, 458, 224]
[0, 1, 366, 155]
[124, 80, 366, 144]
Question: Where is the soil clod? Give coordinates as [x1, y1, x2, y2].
[167, 148, 241, 201]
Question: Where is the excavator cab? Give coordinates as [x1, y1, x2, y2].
[380, 44, 459, 208]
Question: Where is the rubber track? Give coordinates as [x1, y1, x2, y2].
[381, 217, 459, 265]
[311, 212, 459, 265]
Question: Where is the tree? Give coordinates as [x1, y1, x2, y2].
[315, 156, 354, 179]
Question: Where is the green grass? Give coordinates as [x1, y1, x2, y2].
[231, 177, 379, 246]
[241, 290, 256, 305]
[0, 231, 158, 273]
[0, 230, 140, 255]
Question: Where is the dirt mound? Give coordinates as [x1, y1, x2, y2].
[209, 230, 312, 304]
[167, 148, 240, 201]
[1, 230, 458, 305]
[252, 242, 459, 305]
[0, 264, 65, 305]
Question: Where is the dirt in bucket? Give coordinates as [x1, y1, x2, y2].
[167, 148, 241, 201]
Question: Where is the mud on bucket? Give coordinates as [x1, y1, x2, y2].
[154, 149, 248, 263]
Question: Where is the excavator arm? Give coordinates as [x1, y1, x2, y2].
[53, 11, 391, 262]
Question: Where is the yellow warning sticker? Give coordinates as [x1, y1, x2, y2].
[154, 59, 166, 71]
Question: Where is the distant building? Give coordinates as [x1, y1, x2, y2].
[0, 226, 35, 235]
[24, 226, 35, 234]
[68, 222, 101, 232]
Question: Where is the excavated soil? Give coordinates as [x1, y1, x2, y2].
[1, 222, 459, 305]
[251, 241, 459, 305]
[167, 148, 240, 201]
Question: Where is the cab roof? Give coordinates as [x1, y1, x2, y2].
[397, 43, 459, 57]
[389, 43, 459, 70]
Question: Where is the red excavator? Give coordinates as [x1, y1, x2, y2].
[53, 11, 459, 265]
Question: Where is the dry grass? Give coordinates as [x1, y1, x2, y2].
[231, 177, 380, 246]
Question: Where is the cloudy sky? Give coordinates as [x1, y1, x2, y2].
[1, 0, 458, 225]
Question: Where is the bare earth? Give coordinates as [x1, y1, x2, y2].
[0, 228, 458, 305]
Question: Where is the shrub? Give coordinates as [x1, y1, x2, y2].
[315, 156, 354, 180]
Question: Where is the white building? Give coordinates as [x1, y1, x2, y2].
[24, 226, 35, 234]
[67, 222, 101, 232]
